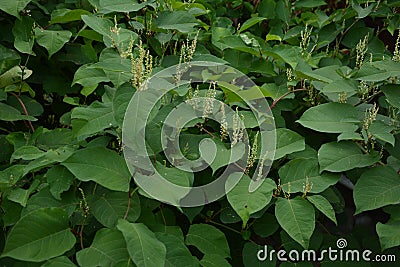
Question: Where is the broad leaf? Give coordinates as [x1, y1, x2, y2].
[274, 128, 305, 160]
[381, 84, 400, 109]
[278, 158, 340, 193]
[92, 191, 141, 228]
[354, 166, 400, 214]
[1, 207, 75, 262]
[200, 254, 231, 267]
[318, 141, 380, 172]
[42, 256, 76, 267]
[155, 233, 199, 267]
[307, 195, 337, 225]
[34, 28, 72, 58]
[76, 228, 130, 266]
[227, 173, 275, 226]
[12, 16, 35, 55]
[45, 165, 75, 200]
[0, 0, 31, 18]
[238, 17, 266, 33]
[297, 103, 360, 133]
[275, 197, 315, 249]
[376, 220, 400, 251]
[62, 147, 131, 192]
[0, 102, 36, 121]
[185, 224, 230, 258]
[117, 220, 167, 267]
[71, 101, 116, 138]
[97, 0, 146, 13]
[156, 11, 198, 33]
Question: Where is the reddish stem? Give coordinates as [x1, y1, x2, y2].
[10, 92, 35, 132]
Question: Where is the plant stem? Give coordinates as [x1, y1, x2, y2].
[270, 88, 307, 109]
[10, 92, 35, 132]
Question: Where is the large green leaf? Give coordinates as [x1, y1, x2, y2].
[297, 103, 360, 133]
[278, 158, 340, 193]
[156, 11, 198, 33]
[62, 147, 131, 192]
[274, 128, 305, 160]
[381, 84, 400, 109]
[354, 166, 400, 214]
[275, 197, 315, 249]
[307, 195, 337, 225]
[92, 191, 141, 228]
[238, 17, 266, 33]
[318, 141, 380, 172]
[376, 219, 400, 251]
[45, 165, 75, 200]
[0, 102, 36, 121]
[49, 8, 90, 24]
[227, 174, 275, 226]
[0, 44, 20, 75]
[97, 0, 146, 13]
[200, 254, 232, 267]
[42, 256, 77, 267]
[155, 233, 199, 267]
[34, 28, 72, 58]
[117, 220, 167, 267]
[0, 0, 31, 18]
[12, 16, 35, 55]
[1, 207, 75, 262]
[71, 101, 116, 138]
[185, 224, 230, 258]
[76, 228, 130, 267]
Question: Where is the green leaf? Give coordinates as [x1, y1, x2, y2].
[117, 220, 167, 267]
[62, 147, 130, 192]
[381, 84, 400, 109]
[295, 0, 326, 8]
[112, 83, 135, 125]
[156, 11, 198, 33]
[0, 65, 32, 89]
[275, 128, 305, 160]
[238, 17, 266, 33]
[297, 103, 360, 133]
[368, 121, 395, 146]
[307, 195, 337, 225]
[275, 197, 315, 249]
[96, 0, 146, 13]
[45, 165, 75, 200]
[0, 44, 21, 75]
[318, 141, 380, 172]
[199, 139, 245, 174]
[71, 101, 116, 138]
[34, 28, 72, 58]
[12, 16, 35, 55]
[253, 213, 279, 238]
[49, 9, 90, 24]
[0, 102, 36, 121]
[376, 219, 400, 251]
[155, 233, 199, 267]
[279, 158, 340, 193]
[0, 0, 31, 18]
[200, 254, 231, 267]
[227, 173, 275, 226]
[42, 256, 76, 267]
[76, 228, 130, 267]
[185, 224, 230, 258]
[72, 64, 110, 88]
[354, 166, 400, 214]
[1, 207, 75, 262]
[92, 191, 141, 228]
[10, 146, 45, 162]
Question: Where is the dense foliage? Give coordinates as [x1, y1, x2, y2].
[0, 0, 400, 266]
